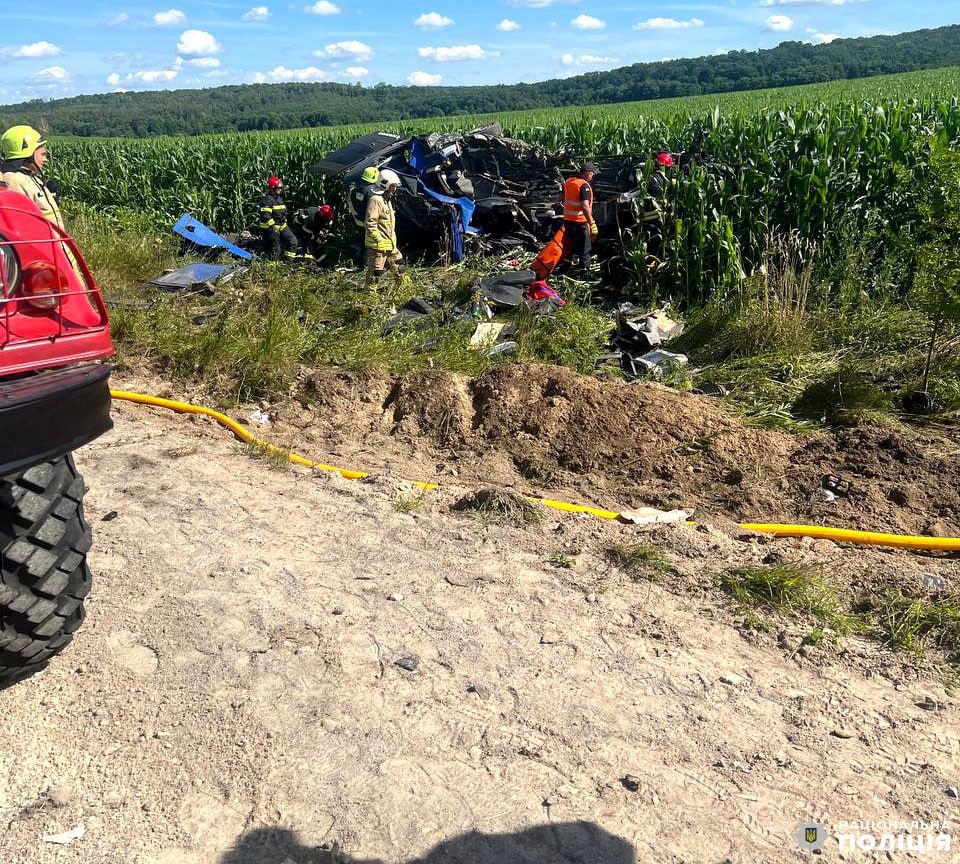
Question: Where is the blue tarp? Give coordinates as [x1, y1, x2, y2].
[172, 213, 253, 261]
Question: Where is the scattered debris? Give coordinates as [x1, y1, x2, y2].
[172, 213, 253, 261]
[620, 775, 641, 792]
[617, 507, 694, 526]
[149, 262, 245, 294]
[921, 572, 947, 592]
[248, 409, 272, 425]
[101, 510, 119, 522]
[692, 381, 730, 398]
[719, 673, 746, 686]
[394, 655, 420, 672]
[830, 729, 855, 739]
[41, 825, 86, 845]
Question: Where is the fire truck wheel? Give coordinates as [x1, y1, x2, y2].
[0, 456, 93, 688]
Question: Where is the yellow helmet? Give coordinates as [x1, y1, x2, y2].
[360, 166, 380, 184]
[1, 125, 46, 160]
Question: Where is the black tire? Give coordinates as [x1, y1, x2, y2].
[0, 456, 93, 687]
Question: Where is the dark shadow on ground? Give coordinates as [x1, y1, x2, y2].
[220, 821, 638, 864]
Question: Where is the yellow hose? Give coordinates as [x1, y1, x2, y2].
[110, 389, 960, 552]
[740, 523, 960, 552]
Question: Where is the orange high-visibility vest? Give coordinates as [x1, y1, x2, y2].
[563, 177, 590, 222]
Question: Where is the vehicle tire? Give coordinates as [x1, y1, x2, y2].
[0, 455, 93, 688]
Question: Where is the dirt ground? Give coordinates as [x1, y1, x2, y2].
[1, 370, 959, 864]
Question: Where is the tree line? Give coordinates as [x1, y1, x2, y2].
[2, 25, 959, 138]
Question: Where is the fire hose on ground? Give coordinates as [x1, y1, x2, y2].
[109, 389, 960, 553]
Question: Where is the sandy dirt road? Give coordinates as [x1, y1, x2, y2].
[1, 397, 958, 864]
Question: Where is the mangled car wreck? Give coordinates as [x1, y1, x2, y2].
[311, 122, 653, 276]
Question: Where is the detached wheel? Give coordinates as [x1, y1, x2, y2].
[0, 456, 93, 687]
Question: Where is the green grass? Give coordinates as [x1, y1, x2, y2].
[719, 563, 861, 635]
[451, 488, 543, 528]
[393, 491, 425, 513]
[605, 543, 673, 581]
[859, 590, 960, 658]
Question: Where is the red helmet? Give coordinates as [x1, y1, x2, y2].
[318, 204, 335, 222]
[656, 153, 674, 167]
[267, 176, 282, 189]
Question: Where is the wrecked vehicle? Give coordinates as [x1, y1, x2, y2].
[310, 123, 653, 268]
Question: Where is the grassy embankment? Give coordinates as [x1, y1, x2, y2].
[66, 67, 960, 428]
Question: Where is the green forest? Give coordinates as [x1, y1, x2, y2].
[2, 24, 959, 138]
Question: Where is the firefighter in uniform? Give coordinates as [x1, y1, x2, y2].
[258, 176, 299, 260]
[363, 168, 405, 289]
[642, 153, 675, 268]
[348, 166, 380, 232]
[0, 125, 65, 230]
[562, 161, 599, 268]
[291, 204, 335, 260]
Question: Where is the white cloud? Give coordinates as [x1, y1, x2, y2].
[32, 65, 70, 83]
[765, 13, 794, 30]
[509, 0, 580, 6]
[315, 40, 373, 61]
[496, 19, 521, 31]
[561, 53, 618, 68]
[12, 41, 61, 59]
[634, 17, 705, 30]
[131, 57, 182, 83]
[242, 6, 270, 21]
[407, 70, 442, 85]
[417, 44, 497, 62]
[414, 12, 454, 29]
[106, 72, 121, 86]
[153, 8, 186, 26]
[571, 13, 605, 29]
[188, 56, 220, 67]
[106, 12, 130, 27]
[304, 0, 340, 14]
[810, 32, 840, 42]
[260, 65, 329, 82]
[177, 29, 221, 55]
[340, 66, 369, 78]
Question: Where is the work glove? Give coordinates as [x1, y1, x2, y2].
[589, 221, 599, 242]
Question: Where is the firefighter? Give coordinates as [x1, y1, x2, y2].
[0, 125, 64, 230]
[363, 168, 404, 289]
[258, 176, 299, 260]
[642, 153, 675, 267]
[291, 204, 335, 260]
[348, 166, 380, 230]
[562, 161, 599, 269]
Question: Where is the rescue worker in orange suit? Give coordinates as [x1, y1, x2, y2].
[291, 203, 335, 260]
[562, 161, 599, 268]
[258, 176, 300, 260]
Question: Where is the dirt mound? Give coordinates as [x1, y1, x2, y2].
[274, 364, 959, 536]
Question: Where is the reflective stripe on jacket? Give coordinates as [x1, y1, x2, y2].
[259, 193, 288, 230]
[563, 176, 590, 223]
[2, 170, 64, 230]
[364, 191, 397, 251]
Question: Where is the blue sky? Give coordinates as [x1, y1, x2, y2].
[0, 1, 956, 104]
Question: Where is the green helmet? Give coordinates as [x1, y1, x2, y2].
[1, 125, 46, 160]
[360, 166, 380, 184]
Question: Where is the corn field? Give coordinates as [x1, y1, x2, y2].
[52, 66, 960, 303]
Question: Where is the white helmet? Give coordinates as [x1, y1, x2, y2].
[378, 168, 401, 190]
